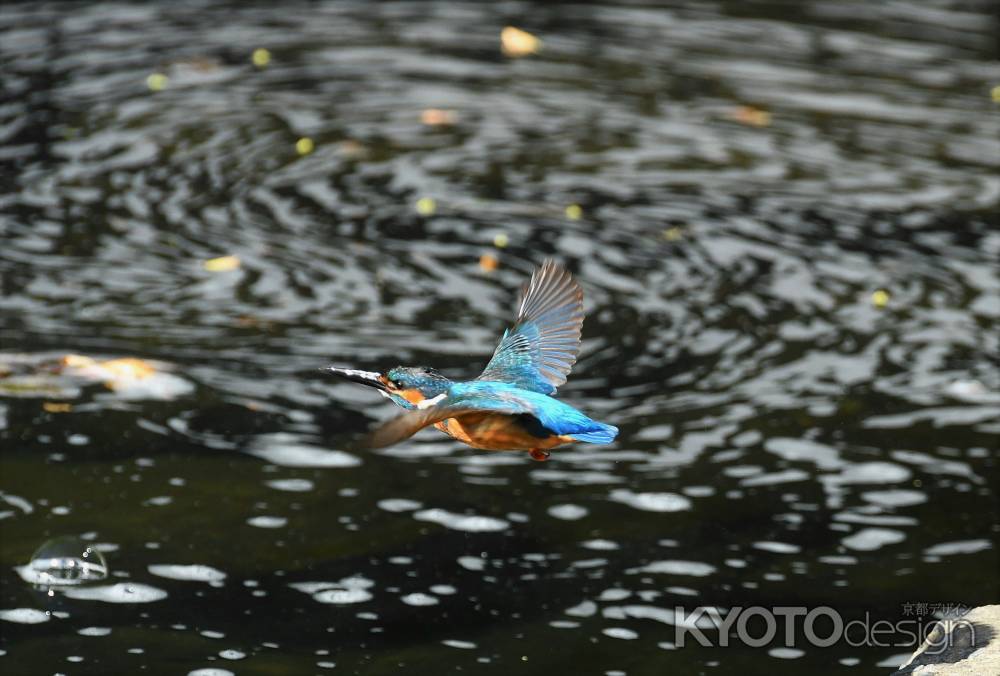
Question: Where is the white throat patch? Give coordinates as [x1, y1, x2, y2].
[416, 393, 446, 410]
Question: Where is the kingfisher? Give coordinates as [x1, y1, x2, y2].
[325, 260, 618, 461]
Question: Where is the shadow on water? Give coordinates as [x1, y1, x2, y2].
[1, 1, 998, 674]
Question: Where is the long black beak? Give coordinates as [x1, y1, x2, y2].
[323, 366, 388, 391]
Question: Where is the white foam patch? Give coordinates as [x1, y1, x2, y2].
[62, 583, 168, 603]
[313, 589, 372, 604]
[188, 670, 235, 676]
[265, 479, 315, 492]
[377, 498, 423, 513]
[924, 539, 992, 556]
[291, 576, 374, 605]
[78, 626, 112, 636]
[548, 504, 588, 520]
[753, 541, 801, 554]
[430, 585, 456, 595]
[414, 508, 508, 532]
[148, 564, 227, 583]
[861, 489, 926, 507]
[769, 648, 805, 659]
[441, 639, 476, 649]
[457, 556, 486, 571]
[0, 608, 50, 624]
[401, 593, 439, 606]
[247, 516, 287, 529]
[631, 560, 717, 577]
[841, 528, 906, 551]
[603, 627, 639, 640]
[247, 434, 360, 468]
[582, 539, 620, 551]
[609, 490, 691, 512]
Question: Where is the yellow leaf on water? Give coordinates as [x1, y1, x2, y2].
[501, 26, 541, 58]
[252, 48, 271, 68]
[62, 354, 97, 369]
[43, 402, 73, 413]
[416, 197, 437, 216]
[295, 137, 314, 155]
[991, 85, 1000, 103]
[565, 204, 583, 220]
[479, 253, 499, 272]
[421, 109, 457, 126]
[101, 358, 157, 381]
[493, 233, 509, 248]
[146, 73, 168, 91]
[871, 289, 890, 308]
[663, 226, 683, 241]
[204, 255, 241, 272]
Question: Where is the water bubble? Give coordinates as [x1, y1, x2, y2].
[18, 536, 108, 587]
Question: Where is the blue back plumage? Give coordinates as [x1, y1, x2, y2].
[478, 260, 584, 396]
[448, 381, 618, 443]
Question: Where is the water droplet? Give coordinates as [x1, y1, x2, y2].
[18, 536, 108, 587]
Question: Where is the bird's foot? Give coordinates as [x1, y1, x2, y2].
[529, 449, 550, 462]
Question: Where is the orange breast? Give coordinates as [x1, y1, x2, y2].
[433, 413, 574, 451]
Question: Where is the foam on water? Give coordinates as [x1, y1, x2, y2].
[377, 498, 423, 512]
[414, 508, 509, 532]
[265, 478, 315, 492]
[0, 608, 50, 624]
[547, 504, 589, 520]
[608, 490, 692, 512]
[148, 564, 227, 583]
[62, 582, 168, 603]
[630, 560, 717, 577]
[247, 434, 360, 468]
[840, 528, 906, 551]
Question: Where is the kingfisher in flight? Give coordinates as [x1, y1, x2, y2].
[325, 260, 618, 461]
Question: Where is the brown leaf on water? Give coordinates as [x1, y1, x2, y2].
[479, 253, 499, 272]
[43, 402, 73, 413]
[421, 109, 457, 126]
[726, 106, 772, 127]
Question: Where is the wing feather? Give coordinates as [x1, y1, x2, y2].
[477, 260, 584, 394]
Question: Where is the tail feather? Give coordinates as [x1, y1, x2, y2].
[568, 422, 618, 444]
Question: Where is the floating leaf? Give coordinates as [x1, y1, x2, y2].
[992, 85, 1000, 104]
[421, 109, 457, 126]
[295, 137, 314, 156]
[501, 27, 541, 58]
[726, 106, 771, 127]
[43, 402, 73, 413]
[252, 48, 271, 68]
[565, 204, 583, 220]
[416, 197, 437, 216]
[203, 255, 241, 272]
[100, 358, 157, 383]
[493, 233, 509, 248]
[146, 73, 168, 91]
[479, 253, 499, 272]
[663, 227, 683, 241]
[871, 289, 890, 308]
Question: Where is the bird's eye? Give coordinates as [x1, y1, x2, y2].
[390, 379, 402, 389]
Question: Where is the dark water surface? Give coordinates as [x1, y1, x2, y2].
[1, 1, 998, 674]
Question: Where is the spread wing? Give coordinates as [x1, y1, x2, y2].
[477, 259, 584, 395]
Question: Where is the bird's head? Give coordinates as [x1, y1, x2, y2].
[324, 365, 451, 410]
